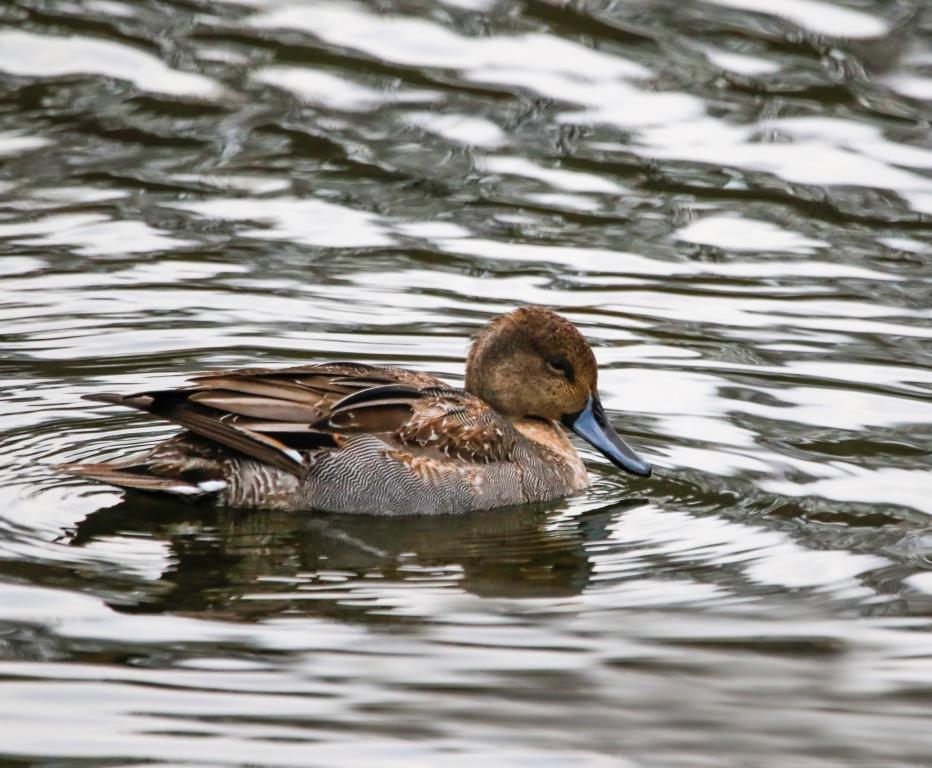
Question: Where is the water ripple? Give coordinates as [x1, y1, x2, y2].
[1, 0, 932, 765]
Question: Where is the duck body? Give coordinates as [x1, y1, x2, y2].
[63, 308, 650, 515]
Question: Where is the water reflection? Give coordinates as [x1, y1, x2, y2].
[68, 498, 657, 618]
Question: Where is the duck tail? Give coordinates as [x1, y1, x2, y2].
[58, 457, 227, 501]
[82, 392, 155, 408]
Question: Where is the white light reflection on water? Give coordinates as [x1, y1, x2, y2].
[170, 198, 395, 248]
[0, 30, 221, 98]
[0, 214, 194, 256]
[254, 67, 439, 111]
[676, 214, 828, 253]
[405, 112, 506, 147]
[704, 0, 890, 38]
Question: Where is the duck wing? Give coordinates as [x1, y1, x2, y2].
[320, 384, 521, 464]
[81, 363, 447, 476]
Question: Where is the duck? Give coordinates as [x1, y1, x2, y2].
[62, 306, 652, 515]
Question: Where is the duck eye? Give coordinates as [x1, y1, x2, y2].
[548, 358, 575, 382]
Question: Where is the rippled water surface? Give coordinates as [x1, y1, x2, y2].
[2, 0, 932, 765]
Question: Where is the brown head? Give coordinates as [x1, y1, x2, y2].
[466, 306, 595, 420]
[466, 306, 652, 477]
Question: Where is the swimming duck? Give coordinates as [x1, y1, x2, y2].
[63, 306, 652, 515]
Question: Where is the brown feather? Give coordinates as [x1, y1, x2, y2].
[87, 391, 305, 474]
[191, 376, 327, 403]
[327, 403, 417, 432]
[232, 420, 321, 433]
[189, 391, 322, 422]
[155, 403, 305, 474]
[79, 363, 460, 478]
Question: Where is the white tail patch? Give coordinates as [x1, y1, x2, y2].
[166, 484, 205, 496]
[197, 480, 228, 493]
[166, 480, 227, 496]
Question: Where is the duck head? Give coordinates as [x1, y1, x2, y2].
[465, 306, 652, 478]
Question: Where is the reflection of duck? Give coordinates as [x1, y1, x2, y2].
[63, 307, 651, 515]
[68, 495, 647, 617]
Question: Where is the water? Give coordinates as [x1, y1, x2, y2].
[1, 0, 931, 764]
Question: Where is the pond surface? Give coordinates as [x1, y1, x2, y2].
[1, 0, 932, 765]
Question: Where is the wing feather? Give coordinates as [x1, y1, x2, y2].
[315, 385, 520, 464]
[189, 391, 323, 422]
[80, 363, 450, 472]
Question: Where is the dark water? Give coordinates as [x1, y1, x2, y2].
[1, 0, 932, 764]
